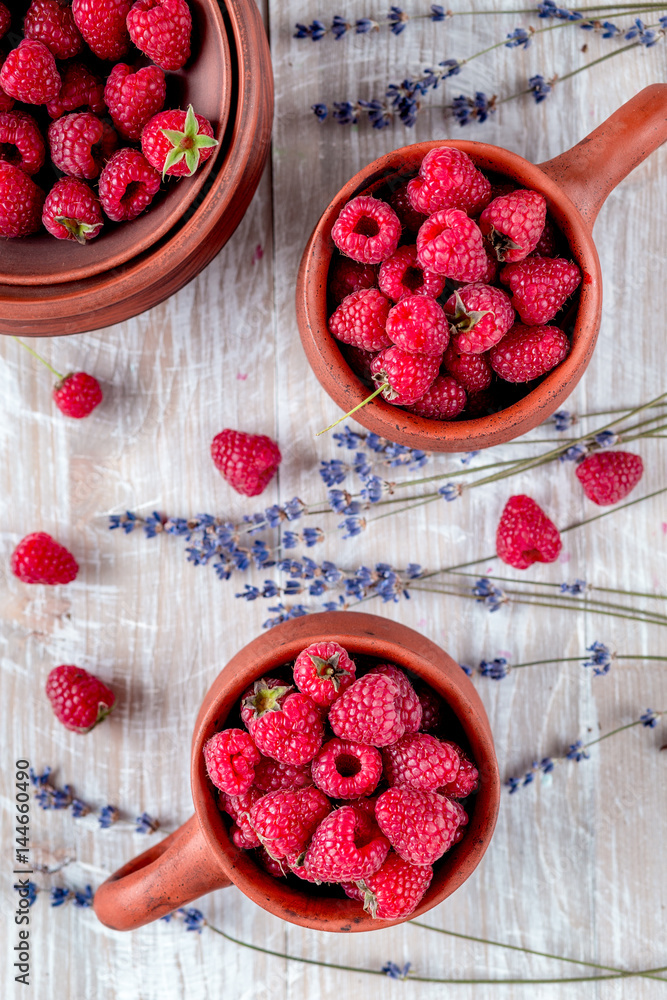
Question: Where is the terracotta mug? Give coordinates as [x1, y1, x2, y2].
[93, 612, 500, 933]
[296, 85, 667, 452]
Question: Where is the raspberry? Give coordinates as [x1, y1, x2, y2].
[331, 195, 401, 265]
[415, 683, 444, 733]
[0, 162, 45, 237]
[387, 180, 427, 233]
[204, 728, 261, 796]
[301, 805, 390, 882]
[248, 786, 331, 861]
[479, 189, 547, 263]
[46, 62, 105, 119]
[378, 245, 446, 302]
[444, 283, 515, 354]
[370, 346, 440, 406]
[328, 672, 405, 746]
[385, 294, 450, 355]
[343, 852, 433, 919]
[0, 4, 9, 39]
[368, 663, 422, 732]
[442, 343, 493, 394]
[253, 755, 313, 793]
[375, 786, 464, 865]
[241, 678, 323, 765]
[342, 344, 377, 381]
[48, 113, 117, 181]
[489, 323, 569, 383]
[256, 846, 287, 876]
[24, 0, 84, 59]
[496, 494, 562, 569]
[328, 288, 392, 353]
[53, 371, 103, 415]
[406, 376, 467, 421]
[43, 178, 104, 244]
[311, 738, 382, 799]
[416, 209, 487, 282]
[382, 733, 460, 791]
[45, 665, 115, 733]
[407, 146, 491, 217]
[104, 63, 166, 140]
[127, 0, 192, 71]
[0, 39, 61, 105]
[71, 0, 131, 60]
[438, 743, 479, 797]
[11, 532, 78, 585]
[575, 451, 644, 506]
[141, 104, 217, 178]
[0, 78, 14, 114]
[210, 428, 281, 497]
[479, 245, 499, 284]
[219, 788, 262, 849]
[499, 256, 582, 325]
[533, 216, 560, 257]
[292, 640, 356, 708]
[0, 112, 45, 176]
[98, 147, 161, 222]
[328, 257, 377, 305]
[240, 677, 292, 727]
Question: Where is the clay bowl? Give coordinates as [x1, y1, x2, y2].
[296, 85, 667, 452]
[93, 612, 500, 933]
[0, 0, 273, 335]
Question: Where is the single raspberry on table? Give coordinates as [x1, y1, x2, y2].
[210, 428, 281, 497]
[253, 755, 313, 793]
[416, 209, 487, 282]
[219, 788, 262, 849]
[11, 532, 78, 585]
[141, 104, 218, 178]
[53, 371, 103, 415]
[0, 38, 61, 105]
[442, 343, 493, 394]
[386, 294, 450, 356]
[407, 146, 491, 217]
[292, 640, 356, 707]
[368, 663, 422, 732]
[311, 738, 383, 799]
[241, 677, 323, 765]
[46, 61, 105, 119]
[71, 0, 131, 60]
[479, 189, 547, 263]
[104, 63, 166, 140]
[438, 742, 479, 797]
[24, 0, 84, 59]
[575, 451, 644, 506]
[45, 664, 115, 733]
[343, 852, 433, 919]
[98, 147, 161, 222]
[0, 112, 45, 176]
[248, 785, 331, 861]
[328, 257, 377, 305]
[489, 323, 569, 383]
[49, 113, 117, 181]
[331, 195, 401, 265]
[204, 728, 261, 796]
[382, 733, 460, 791]
[386, 180, 427, 233]
[43, 178, 104, 244]
[378, 245, 446, 302]
[496, 494, 562, 569]
[328, 672, 405, 746]
[328, 288, 392, 353]
[301, 805, 390, 882]
[127, 0, 192, 71]
[0, 162, 45, 237]
[375, 786, 464, 865]
[0, 3, 10, 39]
[499, 256, 582, 325]
[444, 283, 515, 354]
[370, 346, 440, 406]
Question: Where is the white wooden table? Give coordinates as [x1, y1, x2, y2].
[2, 2, 666, 997]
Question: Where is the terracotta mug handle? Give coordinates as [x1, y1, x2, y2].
[93, 815, 232, 930]
[538, 83, 667, 228]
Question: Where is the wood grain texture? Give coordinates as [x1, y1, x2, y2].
[1, 1, 666, 998]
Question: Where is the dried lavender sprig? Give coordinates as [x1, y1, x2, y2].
[452, 570, 667, 604]
[14, 881, 94, 908]
[462, 644, 667, 680]
[30, 767, 160, 834]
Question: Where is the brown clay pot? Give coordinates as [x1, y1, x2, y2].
[296, 86, 667, 452]
[93, 612, 500, 933]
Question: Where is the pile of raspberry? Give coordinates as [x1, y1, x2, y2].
[0, 1, 216, 243]
[204, 640, 479, 921]
[327, 146, 583, 420]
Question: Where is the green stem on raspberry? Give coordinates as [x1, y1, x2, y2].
[317, 383, 388, 436]
[12, 336, 64, 382]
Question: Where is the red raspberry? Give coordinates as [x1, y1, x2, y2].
[533, 216, 560, 257]
[489, 323, 569, 383]
[479, 189, 547, 263]
[375, 786, 464, 865]
[444, 283, 515, 354]
[0, 4, 10, 39]
[127, 0, 192, 71]
[43, 178, 104, 244]
[46, 62, 105, 119]
[248, 786, 331, 861]
[204, 728, 261, 796]
[438, 743, 479, 797]
[311, 738, 382, 799]
[52, 371, 103, 415]
[48, 113, 117, 181]
[368, 663, 422, 732]
[11, 532, 78, 585]
[241, 678, 323, 765]
[293, 640, 356, 708]
[104, 63, 166, 140]
[387, 180, 427, 233]
[342, 344, 377, 382]
[407, 146, 491, 217]
[446, 797, 469, 842]
[24, 0, 84, 59]
[0, 39, 61, 105]
[45, 664, 115, 733]
[499, 256, 582, 325]
[0, 81, 14, 115]
[141, 104, 217, 178]
[219, 788, 262, 849]
[382, 733, 459, 791]
[328, 288, 391, 353]
[98, 147, 161, 222]
[575, 451, 644, 506]
[331, 195, 401, 265]
[416, 209, 486, 282]
[415, 683, 444, 733]
[496, 494, 562, 569]
[386, 294, 450, 355]
[443, 343, 492, 394]
[0, 112, 45, 176]
[328, 257, 377, 305]
[253, 755, 313, 793]
[71, 0, 131, 60]
[301, 805, 390, 882]
[370, 346, 440, 406]
[210, 428, 281, 497]
[328, 672, 405, 746]
[479, 245, 499, 284]
[0, 162, 45, 237]
[256, 846, 287, 876]
[343, 852, 433, 919]
[378, 245, 446, 302]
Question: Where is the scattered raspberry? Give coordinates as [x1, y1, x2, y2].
[104, 63, 166, 140]
[253, 756, 313, 793]
[0, 38, 61, 105]
[98, 147, 161, 222]
[331, 195, 401, 265]
[375, 786, 463, 865]
[293, 640, 356, 708]
[0, 3, 9, 39]
[387, 180, 427, 233]
[204, 728, 261, 796]
[71, 0, 131, 59]
[438, 743, 479, 797]
[311, 738, 382, 799]
[219, 788, 262, 849]
[479, 189, 547, 263]
[370, 345, 440, 406]
[386, 294, 450, 355]
[382, 733, 459, 791]
[442, 343, 493, 394]
[11, 532, 78, 585]
[46, 61, 105, 119]
[53, 371, 103, 415]
[415, 683, 444, 733]
[141, 104, 217, 178]
[404, 375, 467, 420]
[45, 665, 115, 734]
[496, 494, 562, 569]
[48, 113, 117, 181]
[0, 111, 45, 176]
[343, 852, 433, 919]
[248, 785, 331, 860]
[408, 146, 491, 217]
[127, 0, 192, 71]
[368, 663, 423, 733]
[0, 162, 45, 237]
[24, 0, 84, 59]
[210, 428, 281, 497]
[378, 245, 446, 302]
[241, 678, 323, 765]
[342, 344, 377, 382]
[416, 209, 487, 282]
[328, 257, 377, 305]
[301, 805, 390, 882]
[575, 451, 644, 506]
[499, 256, 581, 325]
[43, 178, 104, 243]
[489, 323, 569, 383]
[328, 288, 392, 353]
[444, 283, 515, 354]
[328, 672, 405, 746]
